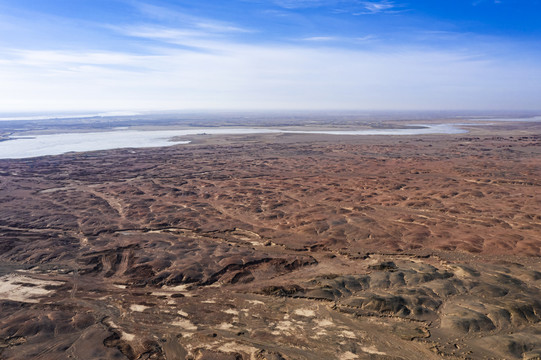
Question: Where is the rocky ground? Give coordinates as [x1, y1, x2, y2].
[0, 122, 540, 359]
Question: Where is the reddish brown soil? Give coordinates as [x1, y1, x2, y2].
[0, 123, 540, 359]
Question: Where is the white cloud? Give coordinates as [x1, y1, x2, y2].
[0, 2, 539, 113]
[350, 1, 407, 15]
[1, 39, 540, 112]
[472, 0, 502, 5]
[302, 36, 338, 41]
[360, 1, 396, 13]
[108, 3, 254, 52]
[113, 24, 245, 54]
[356, 35, 377, 41]
[271, 0, 335, 9]
[131, 1, 251, 33]
[269, 0, 400, 13]
[301, 35, 376, 42]
[6, 49, 148, 67]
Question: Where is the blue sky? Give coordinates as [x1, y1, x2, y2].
[0, 0, 540, 112]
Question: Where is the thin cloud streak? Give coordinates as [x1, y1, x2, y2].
[302, 36, 338, 41]
[270, 0, 400, 13]
[300, 35, 377, 43]
[359, 1, 397, 13]
[113, 24, 245, 54]
[131, 1, 252, 33]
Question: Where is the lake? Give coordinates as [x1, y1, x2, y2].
[0, 124, 467, 159]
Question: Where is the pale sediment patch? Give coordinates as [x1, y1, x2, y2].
[178, 310, 189, 317]
[340, 351, 359, 360]
[361, 346, 386, 355]
[40, 186, 70, 194]
[160, 284, 193, 295]
[122, 332, 136, 342]
[294, 308, 316, 317]
[232, 229, 262, 246]
[217, 322, 234, 330]
[247, 300, 265, 305]
[0, 274, 64, 303]
[104, 320, 135, 342]
[152, 290, 193, 298]
[217, 342, 258, 356]
[316, 319, 334, 327]
[223, 308, 239, 315]
[274, 320, 299, 335]
[130, 304, 150, 312]
[340, 330, 357, 339]
[271, 320, 291, 336]
[172, 318, 198, 331]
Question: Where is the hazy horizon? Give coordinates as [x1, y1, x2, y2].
[1, 109, 541, 122]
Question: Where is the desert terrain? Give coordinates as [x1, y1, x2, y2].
[0, 118, 540, 359]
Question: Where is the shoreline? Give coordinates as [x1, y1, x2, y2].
[0, 124, 469, 160]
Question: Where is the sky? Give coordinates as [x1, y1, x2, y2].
[0, 0, 540, 113]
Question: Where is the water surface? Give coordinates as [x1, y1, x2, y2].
[0, 124, 466, 159]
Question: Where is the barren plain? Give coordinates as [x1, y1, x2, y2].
[0, 118, 540, 359]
